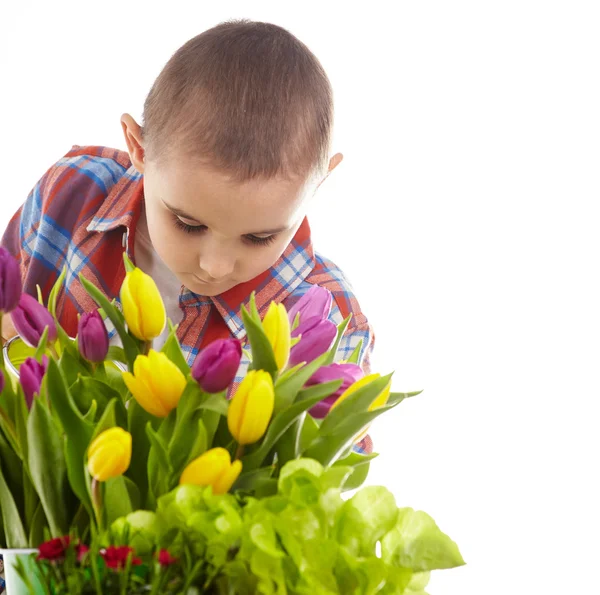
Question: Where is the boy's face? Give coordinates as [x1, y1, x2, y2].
[122, 114, 340, 297]
[142, 157, 312, 296]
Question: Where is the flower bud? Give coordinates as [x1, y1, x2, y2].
[87, 427, 132, 482]
[10, 293, 57, 347]
[262, 302, 290, 370]
[179, 447, 242, 495]
[120, 267, 166, 341]
[123, 350, 187, 418]
[191, 338, 242, 393]
[20, 355, 49, 407]
[78, 310, 109, 363]
[287, 285, 332, 326]
[289, 316, 337, 367]
[227, 370, 274, 445]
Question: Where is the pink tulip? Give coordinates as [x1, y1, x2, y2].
[78, 311, 109, 363]
[192, 338, 242, 393]
[11, 294, 57, 347]
[289, 316, 337, 367]
[287, 285, 332, 326]
[305, 363, 364, 418]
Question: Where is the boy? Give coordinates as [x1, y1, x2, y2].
[1, 20, 374, 452]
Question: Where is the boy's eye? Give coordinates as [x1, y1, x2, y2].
[174, 218, 207, 234]
[244, 234, 277, 247]
[174, 217, 277, 247]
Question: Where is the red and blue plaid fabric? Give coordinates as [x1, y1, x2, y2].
[2, 145, 375, 454]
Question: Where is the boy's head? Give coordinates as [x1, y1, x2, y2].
[121, 20, 342, 297]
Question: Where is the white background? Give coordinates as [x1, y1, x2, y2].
[1, 1, 599, 593]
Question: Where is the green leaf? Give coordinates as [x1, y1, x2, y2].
[242, 390, 333, 470]
[182, 419, 208, 469]
[123, 252, 136, 273]
[58, 345, 92, 387]
[79, 274, 139, 369]
[333, 451, 379, 492]
[240, 303, 278, 377]
[161, 324, 189, 376]
[70, 376, 121, 418]
[319, 374, 393, 436]
[381, 508, 465, 571]
[146, 423, 173, 499]
[233, 465, 276, 492]
[28, 501, 48, 548]
[48, 266, 67, 318]
[336, 486, 399, 557]
[33, 326, 49, 361]
[27, 399, 73, 536]
[104, 476, 135, 525]
[126, 400, 155, 506]
[304, 403, 398, 466]
[0, 459, 28, 547]
[107, 345, 127, 364]
[0, 426, 24, 507]
[388, 390, 423, 406]
[299, 414, 320, 453]
[274, 351, 331, 412]
[91, 398, 126, 441]
[346, 339, 363, 364]
[325, 314, 352, 365]
[46, 359, 94, 515]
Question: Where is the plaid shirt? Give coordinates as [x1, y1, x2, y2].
[2, 145, 374, 453]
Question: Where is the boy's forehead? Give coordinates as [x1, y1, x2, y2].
[145, 158, 311, 227]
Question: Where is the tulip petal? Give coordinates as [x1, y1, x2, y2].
[213, 459, 242, 494]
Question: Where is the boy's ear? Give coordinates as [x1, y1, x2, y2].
[120, 113, 146, 173]
[316, 153, 343, 190]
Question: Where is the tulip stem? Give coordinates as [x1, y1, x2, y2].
[49, 343, 59, 361]
[91, 478, 104, 533]
[235, 443, 245, 460]
[0, 312, 4, 369]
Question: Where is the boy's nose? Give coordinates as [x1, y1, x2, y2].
[199, 252, 235, 281]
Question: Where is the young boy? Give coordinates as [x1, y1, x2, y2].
[1, 20, 374, 452]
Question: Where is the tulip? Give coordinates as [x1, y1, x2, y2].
[78, 310, 109, 363]
[304, 363, 364, 418]
[20, 355, 49, 407]
[287, 285, 332, 326]
[123, 350, 187, 417]
[0, 247, 22, 314]
[330, 373, 392, 441]
[262, 302, 290, 370]
[288, 316, 337, 368]
[227, 370, 274, 445]
[120, 267, 166, 341]
[179, 447, 242, 494]
[191, 338, 242, 393]
[87, 427, 132, 482]
[10, 293, 57, 347]
[0, 369, 4, 395]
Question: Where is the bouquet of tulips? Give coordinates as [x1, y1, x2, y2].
[0, 246, 464, 593]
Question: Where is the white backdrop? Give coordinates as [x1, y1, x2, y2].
[1, 2, 599, 593]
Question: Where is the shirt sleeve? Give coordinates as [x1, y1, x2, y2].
[1, 162, 60, 297]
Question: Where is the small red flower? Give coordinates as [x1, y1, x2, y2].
[76, 544, 90, 563]
[101, 546, 142, 570]
[38, 536, 70, 561]
[157, 549, 178, 567]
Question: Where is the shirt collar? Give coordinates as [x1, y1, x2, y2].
[86, 165, 316, 340]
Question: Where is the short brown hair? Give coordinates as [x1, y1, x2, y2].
[141, 20, 333, 181]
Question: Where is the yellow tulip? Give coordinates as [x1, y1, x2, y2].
[120, 267, 166, 341]
[87, 427, 132, 482]
[331, 373, 392, 441]
[262, 302, 290, 370]
[123, 350, 187, 417]
[227, 370, 274, 445]
[179, 447, 242, 494]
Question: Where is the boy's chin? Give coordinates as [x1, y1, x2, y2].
[185, 275, 236, 297]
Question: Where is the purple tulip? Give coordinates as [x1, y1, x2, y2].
[78, 310, 109, 363]
[0, 369, 4, 394]
[287, 286, 333, 326]
[305, 363, 364, 418]
[21, 356, 49, 408]
[10, 294, 57, 347]
[192, 338, 242, 394]
[0, 247, 22, 314]
[289, 316, 337, 368]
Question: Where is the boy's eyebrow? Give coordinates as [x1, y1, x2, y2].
[163, 201, 288, 235]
